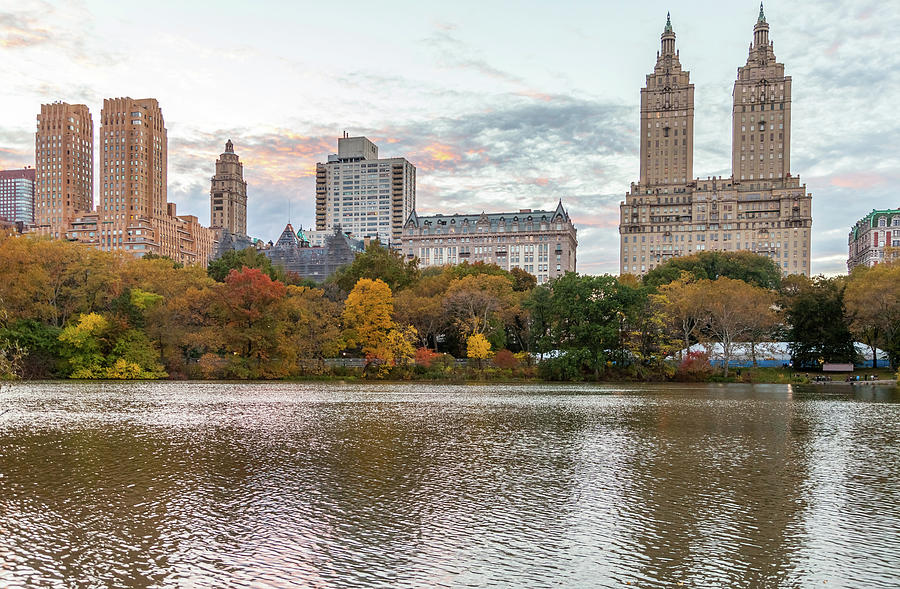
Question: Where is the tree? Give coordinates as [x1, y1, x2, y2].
[544, 273, 624, 378]
[207, 248, 281, 282]
[644, 251, 782, 291]
[210, 267, 289, 377]
[845, 263, 900, 368]
[784, 276, 856, 368]
[699, 277, 775, 376]
[443, 274, 514, 340]
[330, 242, 419, 293]
[342, 278, 416, 371]
[466, 332, 492, 368]
[342, 278, 395, 352]
[652, 273, 706, 359]
[394, 272, 452, 350]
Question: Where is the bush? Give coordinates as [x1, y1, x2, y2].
[493, 349, 518, 370]
[538, 352, 587, 381]
[675, 350, 713, 381]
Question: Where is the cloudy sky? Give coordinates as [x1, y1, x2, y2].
[1, 0, 898, 275]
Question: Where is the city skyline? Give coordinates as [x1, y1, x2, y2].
[1, 1, 897, 274]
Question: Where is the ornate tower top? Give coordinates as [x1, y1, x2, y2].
[660, 12, 676, 57]
[225, 139, 234, 154]
[753, 3, 770, 49]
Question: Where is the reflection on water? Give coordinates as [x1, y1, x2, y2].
[0, 382, 898, 588]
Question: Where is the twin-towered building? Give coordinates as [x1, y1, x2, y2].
[55, 98, 218, 265]
[620, 7, 812, 277]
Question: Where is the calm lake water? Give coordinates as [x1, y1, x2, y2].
[0, 382, 898, 588]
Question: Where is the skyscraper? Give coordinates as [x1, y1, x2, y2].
[619, 7, 812, 277]
[210, 139, 247, 236]
[640, 12, 694, 187]
[315, 134, 416, 245]
[0, 168, 36, 225]
[731, 5, 792, 183]
[67, 97, 217, 265]
[34, 103, 93, 238]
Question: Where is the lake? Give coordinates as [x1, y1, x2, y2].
[1, 382, 898, 588]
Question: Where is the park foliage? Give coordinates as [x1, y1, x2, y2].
[0, 235, 898, 381]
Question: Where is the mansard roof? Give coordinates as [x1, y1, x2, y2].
[405, 201, 572, 229]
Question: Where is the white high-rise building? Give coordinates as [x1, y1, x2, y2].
[315, 134, 415, 245]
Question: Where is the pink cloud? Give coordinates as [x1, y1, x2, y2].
[830, 172, 889, 190]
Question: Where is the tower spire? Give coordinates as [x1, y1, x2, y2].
[660, 11, 676, 56]
[758, 2, 766, 23]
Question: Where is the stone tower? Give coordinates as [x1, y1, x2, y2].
[639, 12, 694, 187]
[731, 2, 792, 185]
[210, 139, 248, 236]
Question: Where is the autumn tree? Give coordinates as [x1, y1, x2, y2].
[342, 278, 417, 371]
[699, 277, 775, 376]
[466, 332, 492, 368]
[845, 263, 900, 367]
[443, 274, 514, 345]
[394, 272, 451, 350]
[209, 267, 289, 378]
[651, 273, 707, 359]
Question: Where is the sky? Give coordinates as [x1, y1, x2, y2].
[1, 0, 898, 275]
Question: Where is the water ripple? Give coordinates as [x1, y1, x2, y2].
[0, 381, 898, 587]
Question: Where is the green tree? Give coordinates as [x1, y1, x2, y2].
[330, 242, 419, 293]
[784, 276, 856, 368]
[644, 251, 782, 290]
[207, 248, 281, 282]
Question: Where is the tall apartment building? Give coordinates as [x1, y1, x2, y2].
[315, 134, 416, 244]
[67, 97, 216, 265]
[848, 209, 900, 271]
[210, 139, 247, 236]
[619, 7, 812, 277]
[402, 201, 577, 284]
[0, 168, 36, 225]
[34, 103, 93, 238]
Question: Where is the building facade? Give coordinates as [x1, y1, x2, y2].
[34, 103, 93, 238]
[210, 139, 248, 236]
[619, 8, 812, 277]
[402, 201, 577, 284]
[848, 209, 900, 271]
[264, 223, 363, 283]
[66, 97, 216, 265]
[315, 134, 416, 245]
[0, 168, 36, 225]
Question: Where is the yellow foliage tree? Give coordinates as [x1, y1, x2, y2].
[342, 278, 417, 372]
[466, 332, 492, 369]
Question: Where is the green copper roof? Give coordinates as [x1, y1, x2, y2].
[758, 2, 766, 23]
[664, 11, 673, 33]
